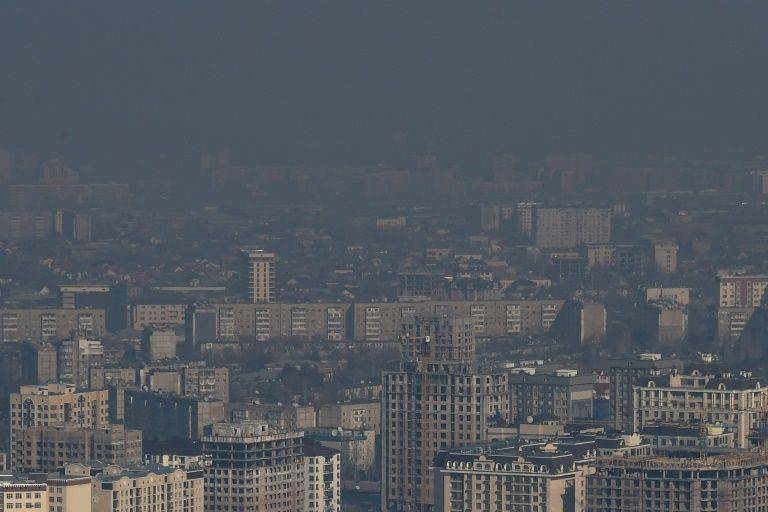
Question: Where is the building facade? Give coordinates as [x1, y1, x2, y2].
[9, 384, 109, 471]
[123, 390, 226, 442]
[15, 424, 142, 472]
[588, 452, 768, 511]
[304, 443, 341, 512]
[202, 421, 304, 512]
[243, 249, 277, 303]
[508, 370, 595, 422]
[0, 309, 106, 343]
[632, 370, 768, 449]
[65, 462, 204, 512]
[534, 207, 611, 249]
[381, 316, 509, 512]
[433, 441, 596, 512]
[607, 354, 682, 432]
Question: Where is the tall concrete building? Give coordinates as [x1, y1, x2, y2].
[9, 384, 110, 471]
[534, 207, 611, 249]
[131, 302, 186, 330]
[304, 442, 341, 512]
[202, 421, 305, 512]
[243, 249, 276, 303]
[381, 316, 509, 512]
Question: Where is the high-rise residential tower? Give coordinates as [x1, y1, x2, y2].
[202, 421, 305, 512]
[242, 249, 276, 303]
[381, 315, 509, 512]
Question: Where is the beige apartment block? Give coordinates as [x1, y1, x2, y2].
[9, 384, 109, 471]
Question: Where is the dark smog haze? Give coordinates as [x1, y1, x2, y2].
[3, 3, 768, 512]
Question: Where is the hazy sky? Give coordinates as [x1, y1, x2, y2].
[1, 1, 768, 169]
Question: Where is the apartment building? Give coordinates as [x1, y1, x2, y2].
[0, 308, 106, 343]
[243, 249, 277, 303]
[56, 336, 105, 389]
[353, 299, 564, 342]
[40, 474, 92, 512]
[0, 211, 53, 239]
[433, 441, 596, 512]
[123, 389, 226, 442]
[508, 370, 596, 422]
[131, 302, 186, 330]
[640, 422, 736, 455]
[202, 421, 305, 512]
[304, 443, 341, 512]
[0, 479, 48, 512]
[65, 462, 204, 512]
[15, 424, 142, 472]
[606, 354, 683, 432]
[534, 207, 611, 249]
[58, 284, 127, 332]
[317, 401, 380, 433]
[212, 300, 564, 343]
[718, 271, 768, 340]
[215, 302, 351, 342]
[381, 316, 509, 512]
[9, 384, 109, 471]
[588, 452, 768, 512]
[632, 370, 768, 449]
[143, 327, 183, 361]
[182, 365, 230, 402]
[19, 341, 58, 385]
[228, 402, 316, 430]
